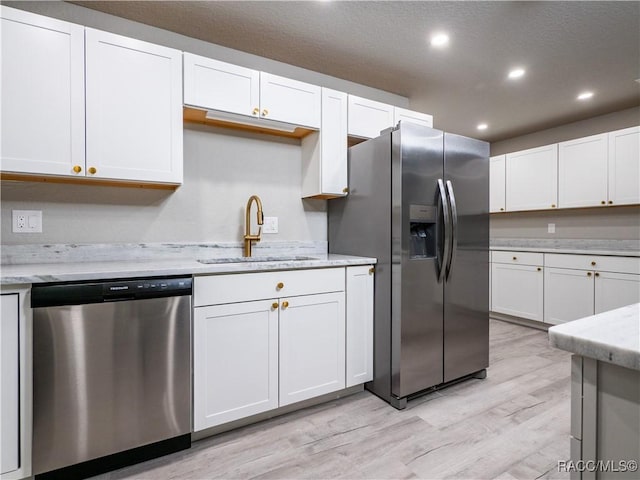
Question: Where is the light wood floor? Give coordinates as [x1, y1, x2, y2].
[105, 320, 571, 480]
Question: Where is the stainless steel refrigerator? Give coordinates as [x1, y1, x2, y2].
[328, 121, 489, 409]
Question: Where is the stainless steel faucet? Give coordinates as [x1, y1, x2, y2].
[244, 195, 264, 257]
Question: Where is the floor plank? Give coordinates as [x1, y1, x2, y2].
[98, 320, 571, 480]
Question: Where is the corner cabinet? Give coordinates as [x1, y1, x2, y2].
[0, 7, 183, 186]
[0, 6, 85, 176]
[193, 267, 369, 431]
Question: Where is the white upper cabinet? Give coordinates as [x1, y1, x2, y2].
[0, 6, 85, 176]
[393, 107, 433, 128]
[183, 53, 259, 117]
[260, 73, 321, 129]
[608, 126, 640, 206]
[301, 88, 348, 198]
[558, 133, 608, 208]
[347, 95, 395, 139]
[490, 155, 506, 213]
[506, 144, 558, 211]
[85, 28, 183, 184]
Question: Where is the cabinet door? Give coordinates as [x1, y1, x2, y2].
[259, 73, 321, 128]
[347, 95, 394, 139]
[183, 53, 259, 116]
[346, 266, 374, 387]
[594, 272, 640, 314]
[193, 300, 278, 430]
[279, 292, 346, 406]
[1, 293, 19, 475]
[544, 268, 594, 325]
[558, 133, 608, 208]
[0, 6, 85, 177]
[301, 88, 348, 198]
[491, 263, 544, 321]
[506, 144, 558, 211]
[85, 28, 183, 184]
[393, 107, 433, 128]
[490, 155, 506, 212]
[608, 126, 640, 206]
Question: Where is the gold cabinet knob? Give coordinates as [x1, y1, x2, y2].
[282, 300, 289, 309]
[343, 187, 349, 193]
[601, 201, 606, 205]
[551, 204, 556, 208]
[276, 282, 284, 290]
[500, 208, 504, 211]
[512, 256, 517, 261]
[252, 107, 259, 116]
[608, 200, 613, 204]
[88, 167, 97, 175]
[587, 272, 592, 277]
[272, 302, 279, 309]
[369, 267, 375, 275]
[72, 165, 82, 174]
[595, 272, 600, 277]
[537, 267, 542, 271]
[591, 261, 596, 266]
[262, 109, 269, 117]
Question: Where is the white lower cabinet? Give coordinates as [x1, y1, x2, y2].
[193, 299, 279, 431]
[594, 271, 640, 314]
[491, 253, 544, 321]
[192, 266, 374, 431]
[345, 266, 374, 387]
[1, 294, 19, 475]
[279, 292, 345, 406]
[544, 268, 595, 325]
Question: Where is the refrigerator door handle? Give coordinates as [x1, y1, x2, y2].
[445, 180, 458, 281]
[437, 178, 451, 283]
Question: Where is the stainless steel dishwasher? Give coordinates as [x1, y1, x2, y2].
[31, 276, 192, 479]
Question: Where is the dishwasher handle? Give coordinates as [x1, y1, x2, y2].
[32, 277, 192, 308]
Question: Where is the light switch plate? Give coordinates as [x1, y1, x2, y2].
[548, 223, 556, 234]
[263, 216, 278, 234]
[13, 210, 43, 233]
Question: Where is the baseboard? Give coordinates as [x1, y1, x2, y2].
[490, 312, 549, 331]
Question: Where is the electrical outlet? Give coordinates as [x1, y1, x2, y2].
[548, 223, 556, 234]
[13, 210, 43, 233]
[263, 217, 278, 234]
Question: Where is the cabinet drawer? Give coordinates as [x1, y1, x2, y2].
[492, 251, 543, 266]
[195, 267, 345, 306]
[545, 253, 640, 274]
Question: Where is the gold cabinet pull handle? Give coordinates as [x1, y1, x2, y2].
[72, 165, 82, 174]
[272, 302, 279, 309]
[591, 261, 596, 266]
[512, 256, 517, 261]
[595, 272, 600, 277]
[342, 187, 349, 193]
[587, 272, 592, 277]
[262, 109, 269, 117]
[88, 167, 97, 175]
[499, 207, 504, 211]
[601, 201, 606, 205]
[369, 267, 375, 275]
[276, 282, 284, 290]
[608, 200, 613, 204]
[551, 204, 556, 208]
[252, 107, 259, 116]
[537, 267, 542, 271]
[282, 300, 289, 309]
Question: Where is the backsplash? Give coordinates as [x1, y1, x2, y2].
[0, 241, 327, 265]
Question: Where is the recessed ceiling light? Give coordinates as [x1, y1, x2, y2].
[508, 68, 526, 79]
[577, 91, 594, 100]
[477, 123, 488, 130]
[430, 33, 450, 47]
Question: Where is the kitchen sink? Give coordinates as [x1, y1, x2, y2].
[197, 256, 317, 264]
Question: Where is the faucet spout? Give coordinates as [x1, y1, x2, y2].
[244, 195, 264, 257]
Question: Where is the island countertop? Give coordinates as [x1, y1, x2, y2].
[548, 303, 640, 371]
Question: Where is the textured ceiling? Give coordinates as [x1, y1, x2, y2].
[72, 1, 640, 142]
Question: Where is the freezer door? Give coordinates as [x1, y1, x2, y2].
[391, 123, 445, 398]
[443, 132, 490, 383]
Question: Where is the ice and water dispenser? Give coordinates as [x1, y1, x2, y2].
[409, 204, 437, 258]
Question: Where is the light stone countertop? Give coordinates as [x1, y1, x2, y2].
[0, 254, 377, 286]
[490, 238, 640, 257]
[548, 303, 640, 371]
[490, 246, 640, 257]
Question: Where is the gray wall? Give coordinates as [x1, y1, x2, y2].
[490, 107, 640, 241]
[1, 1, 407, 247]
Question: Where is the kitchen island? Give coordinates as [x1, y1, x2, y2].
[549, 303, 640, 480]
